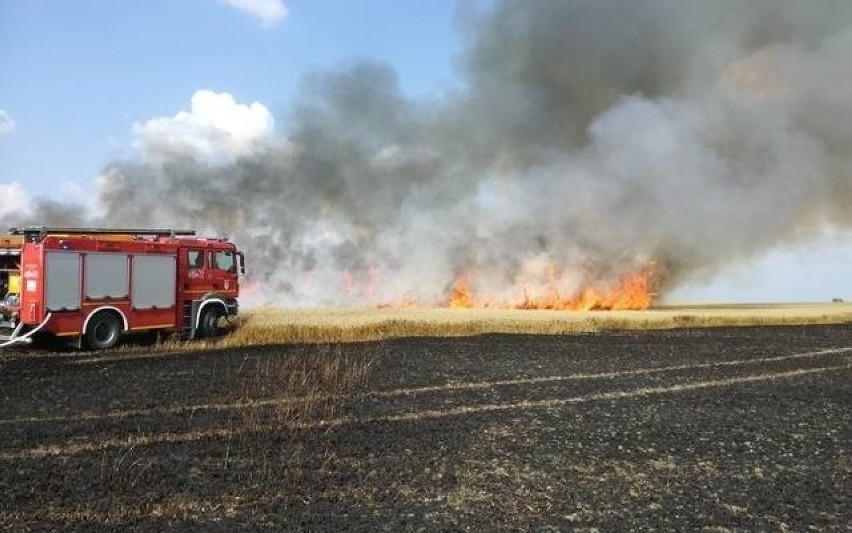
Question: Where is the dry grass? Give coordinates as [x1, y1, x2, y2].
[175, 302, 852, 348]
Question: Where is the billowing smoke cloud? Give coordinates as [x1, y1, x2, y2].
[24, 0, 852, 306]
[132, 90, 274, 163]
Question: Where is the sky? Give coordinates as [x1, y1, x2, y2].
[0, 0, 462, 199]
[0, 0, 850, 304]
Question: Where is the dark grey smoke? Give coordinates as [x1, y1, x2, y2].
[32, 1, 852, 305]
[2, 198, 91, 229]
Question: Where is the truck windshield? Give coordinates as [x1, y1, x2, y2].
[213, 251, 236, 273]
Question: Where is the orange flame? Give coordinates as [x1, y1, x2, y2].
[448, 276, 477, 309]
[447, 265, 659, 311]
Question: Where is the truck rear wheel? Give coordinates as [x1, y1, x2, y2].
[86, 312, 122, 350]
[198, 306, 223, 338]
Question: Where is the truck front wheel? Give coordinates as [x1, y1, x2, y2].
[86, 312, 122, 350]
[198, 306, 223, 338]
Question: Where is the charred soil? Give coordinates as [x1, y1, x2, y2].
[1, 324, 850, 530]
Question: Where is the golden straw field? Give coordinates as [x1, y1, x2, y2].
[198, 302, 852, 348]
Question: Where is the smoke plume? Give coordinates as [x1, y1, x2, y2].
[19, 0, 852, 306]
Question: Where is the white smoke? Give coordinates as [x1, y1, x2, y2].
[0, 182, 29, 221]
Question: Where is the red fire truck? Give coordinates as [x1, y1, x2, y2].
[0, 227, 245, 350]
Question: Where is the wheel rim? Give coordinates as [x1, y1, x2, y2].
[205, 313, 218, 332]
[94, 322, 113, 343]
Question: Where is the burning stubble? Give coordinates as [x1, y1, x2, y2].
[15, 0, 852, 309]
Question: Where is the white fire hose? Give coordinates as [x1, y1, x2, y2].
[0, 313, 52, 349]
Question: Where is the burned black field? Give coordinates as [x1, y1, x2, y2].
[1, 325, 850, 531]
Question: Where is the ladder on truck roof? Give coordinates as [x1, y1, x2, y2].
[10, 226, 197, 242]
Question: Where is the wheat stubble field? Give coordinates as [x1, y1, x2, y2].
[1, 305, 851, 530]
[217, 302, 852, 346]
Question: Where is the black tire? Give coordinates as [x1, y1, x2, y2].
[198, 306, 223, 338]
[86, 312, 122, 350]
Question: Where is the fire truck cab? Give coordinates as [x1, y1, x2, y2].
[0, 227, 245, 350]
